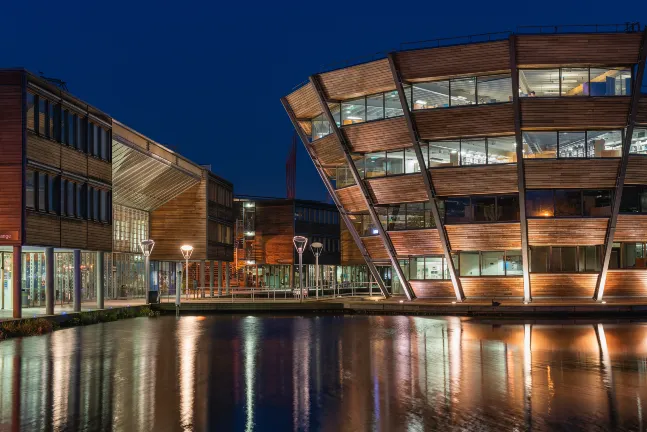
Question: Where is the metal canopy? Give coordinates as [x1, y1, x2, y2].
[112, 138, 201, 212]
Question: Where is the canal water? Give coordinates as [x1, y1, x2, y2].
[1, 315, 647, 431]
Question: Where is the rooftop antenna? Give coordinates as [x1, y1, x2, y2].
[286, 133, 297, 199]
[38, 71, 69, 92]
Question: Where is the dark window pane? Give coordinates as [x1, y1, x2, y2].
[48, 175, 55, 213]
[388, 204, 406, 230]
[77, 117, 86, 152]
[583, 245, 601, 271]
[26, 93, 36, 131]
[25, 170, 35, 209]
[583, 189, 612, 217]
[445, 197, 471, 224]
[526, 190, 554, 217]
[530, 246, 549, 272]
[406, 203, 425, 229]
[561, 247, 577, 272]
[100, 128, 108, 160]
[472, 196, 496, 222]
[38, 173, 46, 211]
[497, 195, 519, 221]
[622, 243, 643, 268]
[100, 190, 107, 221]
[641, 189, 647, 213]
[93, 188, 99, 220]
[76, 184, 82, 217]
[384, 91, 403, 118]
[365, 152, 386, 178]
[67, 182, 74, 216]
[620, 186, 640, 213]
[366, 94, 384, 121]
[38, 99, 47, 137]
[554, 189, 581, 216]
[93, 124, 100, 156]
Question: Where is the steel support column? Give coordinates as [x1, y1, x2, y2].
[509, 36, 532, 303]
[594, 28, 647, 301]
[281, 96, 393, 299]
[387, 53, 464, 302]
[45, 247, 54, 315]
[96, 251, 104, 309]
[309, 75, 414, 300]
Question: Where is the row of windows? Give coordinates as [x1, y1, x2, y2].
[526, 189, 612, 218]
[530, 245, 602, 272]
[620, 186, 647, 214]
[399, 249, 523, 280]
[26, 170, 111, 222]
[208, 221, 233, 245]
[308, 236, 340, 253]
[26, 92, 111, 162]
[295, 206, 339, 225]
[353, 202, 438, 236]
[208, 180, 233, 208]
[523, 130, 623, 159]
[445, 195, 519, 224]
[519, 67, 631, 98]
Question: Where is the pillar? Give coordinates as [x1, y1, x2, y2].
[225, 262, 230, 294]
[289, 264, 294, 288]
[73, 249, 81, 312]
[96, 251, 104, 309]
[12, 245, 21, 319]
[200, 260, 205, 298]
[209, 260, 214, 298]
[217, 261, 222, 296]
[45, 247, 54, 315]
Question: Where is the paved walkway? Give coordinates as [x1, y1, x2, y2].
[0, 299, 147, 321]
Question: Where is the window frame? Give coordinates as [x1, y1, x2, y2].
[518, 66, 633, 98]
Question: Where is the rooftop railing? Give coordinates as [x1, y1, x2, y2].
[516, 22, 641, 34]
[400, 31, 512, 51]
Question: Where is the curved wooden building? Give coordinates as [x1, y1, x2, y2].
[282, 25, 647, 302]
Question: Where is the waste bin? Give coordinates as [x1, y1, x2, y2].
[21, 289, 30, 308]
[148, 290, 159, 304]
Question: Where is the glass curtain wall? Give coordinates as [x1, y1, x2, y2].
[112, 253, 145, 298]
[113, 205, 149, 253]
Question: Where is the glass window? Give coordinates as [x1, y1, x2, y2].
[335, 165, 355, 189]
[67, 181, 74, 216]
[630, 128, 647, 154]
[450, 77, 476, 106]
[341, 97, 366, 125]
[387, 204, 406, 230]
[410, 257, 425, 280]
[75, 183, 82, 218]
[460, 138, 486, 166]
[553, 247, 577, 272]
[558, 131, 586, 158]
[589, 67, 631, 96]
[579, 245, 601, 271]
[481, 251, 504, 276]
[519, 69, 560, 97]
[412, 81, 450, 109]
[48, 102, 55, 139]
[472, 196, 496, 222]
[384, 91, 403, 118]
[26, 93, 36, 131]
[526, 190, 554, 217]
[554, 189, 581, 217]
[330, 104, 341, 127]
[505, 250, 523, 275]
[425, 257, 444, 279]
[429, 140, 460, 167]
[425, 201, 435, 228]
[386, 150, 404, 175]
[353, 158, 364, 180]
[48, 175, 56, 213]
[100, 128, 108, 160]
[459, 252, 480, 276]
[487, 136, 516, 164]
[38, 98, 47, 137]
[366, 94, 384, 121]
[93, 188, 99, 220]
[530, 246, 549, 272]
[93, 123, 100, 156]
[406, 203, 425, 229]
[523, 131, 557, 159]
[477, 74, 512, 104]
[560, 68, 589, 96]
[100, 190, 108, 222]
[312, 113, 331, 140]
[620, 186, 640, 213]
[404, 147, 420, 173]
[365, 152, 386, 178]
[622, 243, 643, 268]
[587, 130, 623, 158]
[583, 189, 612, 217]
[67, 112, 75, 147]
[445, 197, 471, 224]
[497, 195, 519, 221]
[77, 117, 86, 152]
[38, 172, 46, 211]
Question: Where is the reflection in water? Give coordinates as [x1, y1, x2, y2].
[2, 316, 647, 430]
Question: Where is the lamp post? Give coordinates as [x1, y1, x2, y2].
[292, 236, 308, 303]
[310, 242, 323, 299]
[179, 245, 194, 307]
[140, 239, 155, 304]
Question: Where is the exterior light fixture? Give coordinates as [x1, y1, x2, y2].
[310, 242, 323, 299]
[179, 245, 194, 307]
[293, 236, 308, 303]
[140, 239, 155, 304]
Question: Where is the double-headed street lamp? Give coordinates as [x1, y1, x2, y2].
[179, 245, 194, 307]
[310, 242, 323, 299]
[292, 236, 308, 303]
[140, 239, 155, 304]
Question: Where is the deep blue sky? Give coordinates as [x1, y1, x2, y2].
[1, 1, 645, 202]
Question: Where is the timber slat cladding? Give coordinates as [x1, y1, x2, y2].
[255, 202, 294, 265]
[432, 165, 518, 196]
[61, 219, 87, 249]
[614, 215, 647, 242]
[388, 229, 443, 256]
[414, 104, 515, 140]
[319, 59, 394, 100]
[626, 156, 647, 184]
[366, 175, 426, 204]
[530, 273, 598, 297]
[410, 280, 455, 298]
[311, 134, 344, 165]
[298, 120, 312, 137]
[336, 186, 367, 213]
[27, 134, 61, 168]
[460, 277, 524, 298]
[25, 212, 60, 247]
[0, 77, 23, 244]
[396, 41, 510, 82]
[61, 146, 87, 177]
[604, 270, 647, 297]
[87, 222, 112, 252]
[524, 159, 620, 189]
[285, 83, 321, 119]
[88, 157, 112, 184]
[520, 97, 630, 129]
[516, 33, 643, 67]
[341, 223, 364, 265]
[361, 236, 389, 261]
[344, 117, 411, 153]
[527, 218, 608, 246]
[637, 96, 647, 125]
[446, 223, 521, 250]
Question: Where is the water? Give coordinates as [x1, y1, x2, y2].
[1, 315, 647, 431]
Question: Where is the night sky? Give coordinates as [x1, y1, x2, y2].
[1, 1, 645, 202]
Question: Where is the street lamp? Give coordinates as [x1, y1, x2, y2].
[179, 245, 194, 307]
[310, 242, 323, 299]
[140, 239, 155, 304]
[292, 236, 308, 303]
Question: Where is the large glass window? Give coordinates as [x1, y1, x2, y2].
[366, 94, 384, 121]
[531, 245, 602, 272]
[406, 203, 425, 229]
[487, 136, 516, 164]
[524, 130, 623, 159]
[460, 252, 480, 276]
[520, 67, 631, 97]
[386, 150, 404, 176]
[335, 164, 356, 189]
[460, 138, 487, 166]
[560, 68, 589, 96]
[450, 77, 476, 106]
[558, 131, 586, 158]
[477, 74, 512, 104]
[530, 246, 550, 272]
[312, 113, 331, 140]
[497, 195, 519, 221]
[428, 141, 460, 167]
[365, 152, 386, 178]
[27, 92, 36, 132]
[38, 172, 46, 211]
[589, 67, 632, 96]
[481, 251, 505, 276]
[472, 196, 496, 222]
[384, 91, 403, 118]
[519, 69, 560, 97]
[554, 189, 581, 217]
[412, 81, 450, 109]
[620, 186, 647, 213]
[587, 130, 623, 158]
[523, 131, 558, 158]
[582, 189, 612, 217]
[341, 97, 366, 125]
[48, 175, 57, 214]
[66, 181, 75, 216]
[505, 250, 523, 275]
[404, 147, 420, 173]
[526, 190, 554, 217]
[387, 204, 407, 231]
[445, 197, 471, 224]
[630, 128, 647, 154]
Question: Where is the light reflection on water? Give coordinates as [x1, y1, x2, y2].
[2, 315, 647, 431]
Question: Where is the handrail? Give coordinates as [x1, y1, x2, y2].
[516, 22, 641, 34]
[400, 31, 512, 51]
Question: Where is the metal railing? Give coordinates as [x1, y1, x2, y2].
[318, 50, 394, 75]
[400, 31, 512, 51]
[516, 22, 641, 34]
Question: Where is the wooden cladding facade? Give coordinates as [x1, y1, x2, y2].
[396, 41, 510, 82]
[432, 164, 518, 196]
[460, 277, 524, 298]
[414, 104, 515, 140]
[614, 215, 647, 242]
[530, 273, 598, 298]
[344, 117, 411, 153]
[604, 270, 647, 297]
[341, 222, 364, 265]
[520, 97, 630, 129]
[24, 212, 111, 251]
[388, 229, 443, 256]
[336, 186, 367, 213]
[319, 59, 394, 100]
[311, 134, 343, 165]
[361, 236, 389, 261]
[446, 223, 521, 251]
[367, 175, 426, 204]
[524, 159, 620, 189]
[515, 33, 643, 67]
[254, 201, 294, 265]
[625, 155, 647, 184]
[410, 280, 455, 298]
[285, 83, 320, 119]
[637, 96, 647, 125]
[527, 218, 608, 246]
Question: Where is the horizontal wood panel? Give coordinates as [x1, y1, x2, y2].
[87, 222, 112, 252]
[27, 134, 60, 168]
[0, 80, 23, 164]
[319, 59, 394, 100]
[61, 146, 87, 177]
[336, 186, 367, 213]
[625, 155, 647, 184]
[311, 134, 343, 165]
[461, 277, 524, 298]
[61, 218, 87, 249]
[361, 236, 389, 261]
[285, 83, 321, 119]
[366, 175, 426, 204]
[446, 223, 521, 251]
[432, 164, 518, 196]
[255, 202, 293, 265]
[388, 229, 443, 256]
[637, 96, 647, 125]
[344, 117, 411, 153]
[524, 159, 619, 189]
[0, 163, 22, 245]
[396, 41, 510, 82]
[516, 33, 643, 67]
[341, 222, 364, 265]
[88, 157, 112, 184]
[528, 218, 607, 246]
[604, 270, 647, 297]
[520, 97, 629, 129]
[530, 273, 597, 297]
[614, 215, 647, 242]
[410, 280, 455, 298]
[415, 104, 515, 140]
[25, 212, 60, 247]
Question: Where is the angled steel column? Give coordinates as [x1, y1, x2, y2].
[308, 75, 415, 300]
[387, 53, 464, 302]
[509, 36, 532, 303]
[281, 97, 392, 299]
[594, 28, 647, 301]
